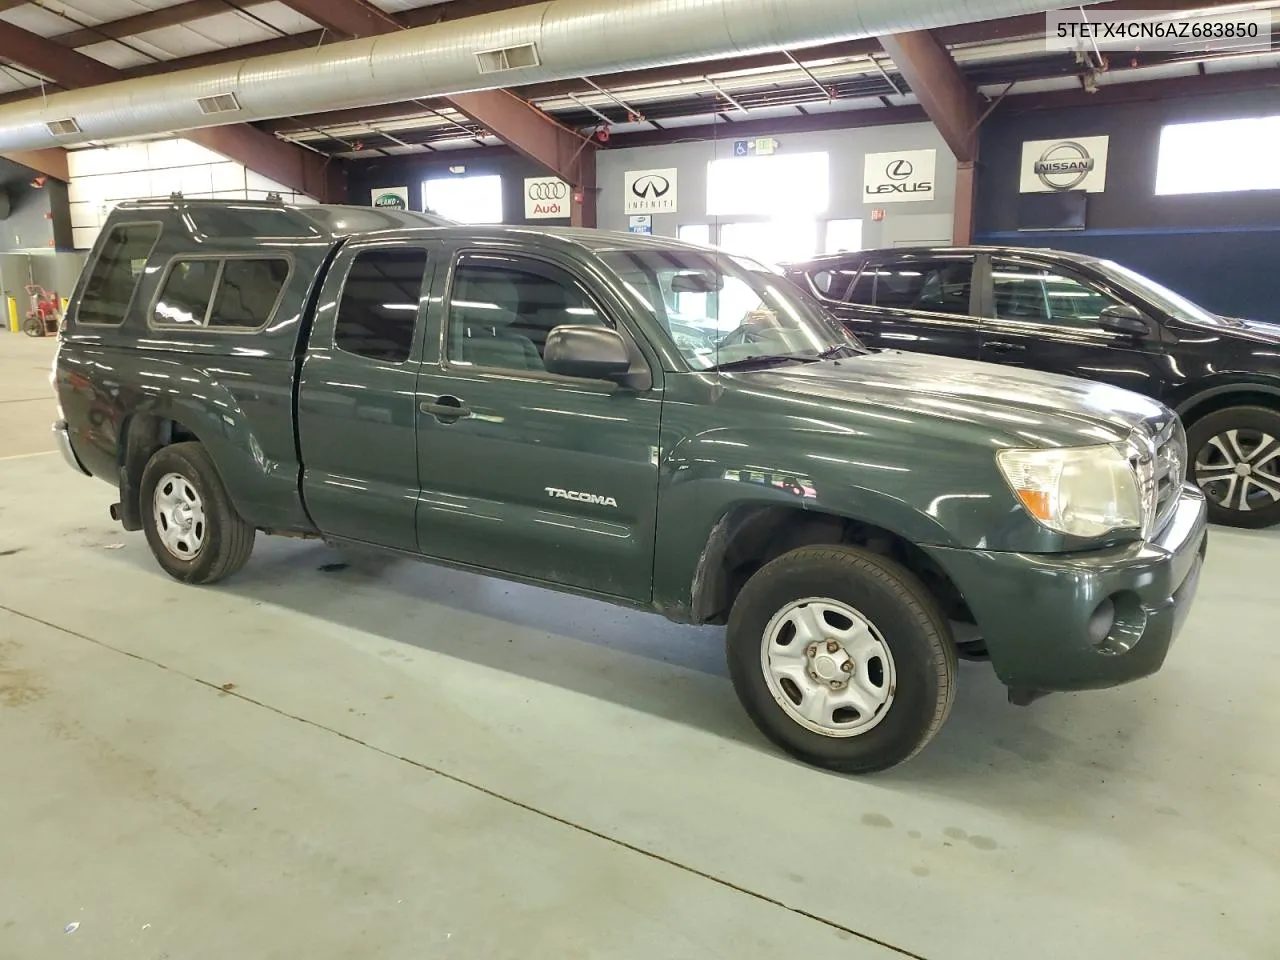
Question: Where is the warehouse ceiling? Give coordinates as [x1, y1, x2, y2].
[0, 0, 1277, 163]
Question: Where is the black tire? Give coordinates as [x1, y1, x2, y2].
[23, 317, 43, 337]
[139, 442, 255, 584]
[726, 545, 957, 774]
[1185, 405, 1280, 529]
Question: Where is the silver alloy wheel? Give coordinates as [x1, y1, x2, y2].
[760, 597, 897, 738]
[1194, 429, 1280, 513]
[152, 471, 206, 560]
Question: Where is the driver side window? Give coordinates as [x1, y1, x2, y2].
[991, 261, 1120, 328]
[446, 255, 610, 374]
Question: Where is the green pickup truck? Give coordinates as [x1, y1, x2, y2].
[53, 198, 1208, 773]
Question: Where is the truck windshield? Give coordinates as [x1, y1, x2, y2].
[601, 248, 863, 371]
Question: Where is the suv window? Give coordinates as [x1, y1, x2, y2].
[446, 255, 608, 374]
[334, 248, 429, 363]
[152, 257, 290, 329]
[992, 261, 1119, 327]
[76, 222, 162, 326]
[868, 260, 973, 315]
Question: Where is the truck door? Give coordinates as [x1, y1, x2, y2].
[297, 241, 433, 551]
[414, 246, 663, 602]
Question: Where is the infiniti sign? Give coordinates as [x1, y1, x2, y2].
[624, 167, 679, 214]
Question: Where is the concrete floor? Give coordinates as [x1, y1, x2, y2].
[1, 331, 1277, 959]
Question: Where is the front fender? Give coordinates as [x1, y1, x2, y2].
[651, 425, 1025, 621]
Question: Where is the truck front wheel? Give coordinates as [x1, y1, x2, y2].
[139, 442, 255, 584]
[726, 545, 957, 773]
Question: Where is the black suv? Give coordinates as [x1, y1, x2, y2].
[785, 247, 1280, 528]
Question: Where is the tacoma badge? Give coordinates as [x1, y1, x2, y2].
[545, 487, 619, 508]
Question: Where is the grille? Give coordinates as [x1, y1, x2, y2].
[1130, 417, 1185, 537]
[1153, 419, 1185, 529]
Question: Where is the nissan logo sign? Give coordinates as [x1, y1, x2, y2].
[631, 174, 671, 199]
[1033, 141, 1095, 190]
[885, 159, 914, 181]
[527, 181, 568, 201]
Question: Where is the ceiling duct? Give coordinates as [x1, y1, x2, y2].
[0, 0, 1100, 151]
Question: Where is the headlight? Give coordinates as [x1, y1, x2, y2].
[996, 445, 1143, 538]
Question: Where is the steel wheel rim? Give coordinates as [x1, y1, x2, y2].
[1194, 428, 1280, 513]
[759, 597, 897, 738]
[153, 471, 206, 561]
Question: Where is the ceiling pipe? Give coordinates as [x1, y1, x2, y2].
[0, 0, 1104, 151]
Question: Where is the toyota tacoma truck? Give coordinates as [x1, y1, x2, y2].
[52, 197, 1208, 773]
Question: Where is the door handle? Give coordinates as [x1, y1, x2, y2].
[420, 396, 472, 422]
[984, 341, 1026, 354]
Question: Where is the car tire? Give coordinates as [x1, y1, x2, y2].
[140, 442, 255, 584]
[725, 545, 957, 774]
[1185, 405, 1280, 529]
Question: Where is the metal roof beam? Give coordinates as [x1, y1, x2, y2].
[274, 0, 596, 222]
[51, 0, 272, 49]
[879, 30, 982, 162]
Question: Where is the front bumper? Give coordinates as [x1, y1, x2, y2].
[925, 483, 1209, 692]
[53, 419, 90, 476]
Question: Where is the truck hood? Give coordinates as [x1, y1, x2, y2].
[739, 350, 1167, 447]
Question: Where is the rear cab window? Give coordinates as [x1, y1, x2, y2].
[76, 222, 162, 326]
[333, 248, 430, 363]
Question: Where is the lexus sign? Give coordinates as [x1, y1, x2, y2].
[524, 176, 571, 219]
[1020, 136, 1109, 193]
[624, 167, 678, 214]
[863, 150, 936, 203]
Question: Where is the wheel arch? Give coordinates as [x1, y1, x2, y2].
[1174, 382, 1280, 425]
[689, 502, 974, 629]
[116, 412, 211, 531]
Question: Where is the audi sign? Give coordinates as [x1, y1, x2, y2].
[524, 176, 571, 219]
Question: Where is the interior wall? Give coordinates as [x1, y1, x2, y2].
[347, 150, 567, 226]
[595, 122, 956, 248]
[0, 158, 62, 253]
[976, 88, 1280, 321]
[66, 139, 319, 251]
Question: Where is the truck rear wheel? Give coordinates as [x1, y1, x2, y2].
[726, 545, 956, 773]
[139, 442, 255, 584]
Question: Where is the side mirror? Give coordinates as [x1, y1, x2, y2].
[544, 325, 633, 381]
[1098, 303, 1152, 337]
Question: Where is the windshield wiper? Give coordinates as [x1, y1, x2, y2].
[710, 354, 820, 372]
[817, 343, 862, 360]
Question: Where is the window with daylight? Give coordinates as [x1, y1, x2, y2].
[423, 174, 504, 223]
[718, 220, 819, 270]
[706, 152, 830, 217]
[1155, 115, 1280, 195]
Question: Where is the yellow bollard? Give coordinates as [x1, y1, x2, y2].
[7, 297, 18, 334]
